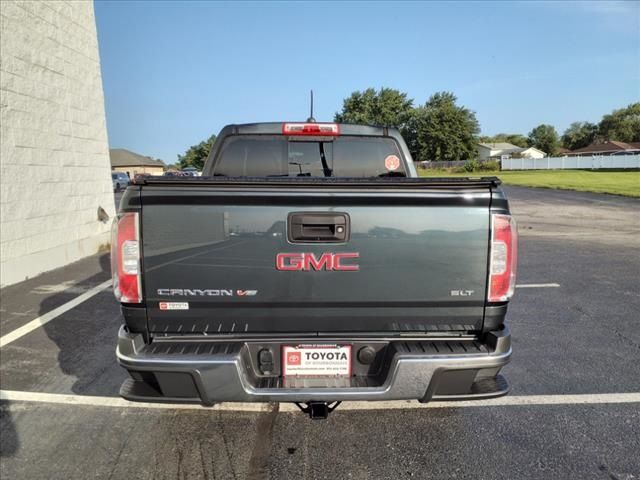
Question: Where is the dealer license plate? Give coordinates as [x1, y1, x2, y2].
[282, 344, 352, 376]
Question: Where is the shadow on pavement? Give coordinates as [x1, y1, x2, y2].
[1, 253, 114, 458]
[40, 254, 119, 395]
[0, 404, 19, 457]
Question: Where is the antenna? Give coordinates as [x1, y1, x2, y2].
[307, 90, 316, 123]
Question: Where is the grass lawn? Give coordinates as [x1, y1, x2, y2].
[418, 169, 640, 197]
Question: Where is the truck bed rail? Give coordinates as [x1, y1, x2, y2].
[135, 176, 502, 189]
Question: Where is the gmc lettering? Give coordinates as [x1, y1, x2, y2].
[276, 253, 359, 271]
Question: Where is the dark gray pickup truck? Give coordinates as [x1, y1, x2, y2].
[112, 122, 517, 418]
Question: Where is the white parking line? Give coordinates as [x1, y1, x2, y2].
[0, 390, 272, 412]
[516, 283, 560, 288]
[2, 390, 639, 412]
[0, 279, 112, 348]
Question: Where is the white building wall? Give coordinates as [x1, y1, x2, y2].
[0, 0, 115, 286]
[478, 147, 494, 161]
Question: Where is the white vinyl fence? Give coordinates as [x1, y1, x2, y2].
[501, 154, 640, 171]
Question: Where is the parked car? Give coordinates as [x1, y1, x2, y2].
[133, 173, 151, 183]
[111, 172, 130, 192]
[112, 122, 517, 419]
[181, 167, 200, 176]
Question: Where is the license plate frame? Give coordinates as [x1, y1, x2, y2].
[282, 344, 352, 377]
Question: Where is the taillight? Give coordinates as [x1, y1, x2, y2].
[282, 123, 340, 136]
[488, 213, 518, 302]
[111, 212, 142, 303]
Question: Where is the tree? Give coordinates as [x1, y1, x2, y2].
[400, 109, 422, 161]
[334, 88, 414, 127]
[527, 124, 559, 156]
[413, 92, 480, 161]
[177, 134, 217, 170]
[479, 133, 528, 148]
[334, 89, 480, 161]
[335, 87, 419, 158]
[598, 103, 640, 143]
[561, 122, 598, 150]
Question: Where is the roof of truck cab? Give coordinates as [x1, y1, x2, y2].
[220, 122, 396, 136]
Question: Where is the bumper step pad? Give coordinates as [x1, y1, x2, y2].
[120, 377, 201, 404]
[432, 374, 509, 401]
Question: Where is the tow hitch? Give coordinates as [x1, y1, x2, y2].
[294, 401, 342, 419]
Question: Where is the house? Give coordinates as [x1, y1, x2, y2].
[110, 148, 166, 176]
[518, 147, 547, 159]
[478, 143, 546, 160]
[565, 141, 640, 157]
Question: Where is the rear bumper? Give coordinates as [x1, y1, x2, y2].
[116, 326, 511, 405]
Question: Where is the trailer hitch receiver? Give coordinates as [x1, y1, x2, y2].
[294, 401, 341, 419]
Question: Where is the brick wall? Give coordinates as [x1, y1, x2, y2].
[0, 0, 115, 286]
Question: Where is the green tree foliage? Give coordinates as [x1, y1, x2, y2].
[177, 134, 217, 170]
[598, 103, 640, 143]
[413, 92, 480, 161]
[528, 124, 559, 156]
[335, 89, 479, 161]
[478, 133, 529, 148]
[400, 110, 421, 161]
[334, 87, 420, 158]
[334, 87, 414, 127]
[561, 122, 598, 150]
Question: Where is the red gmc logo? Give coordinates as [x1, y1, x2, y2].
[276, 253, 359, 271]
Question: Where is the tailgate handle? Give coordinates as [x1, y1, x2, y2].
[288, 212, 350, 243]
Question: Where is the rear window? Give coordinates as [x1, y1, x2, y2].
[211, 136, 405, 177]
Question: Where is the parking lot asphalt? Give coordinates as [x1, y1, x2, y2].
[1, 186, 639, 479]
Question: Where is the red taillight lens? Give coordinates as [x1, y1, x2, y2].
[282, 123, 340, 136]
[488, 213, 518, 302]
[111, 212, 142, 303]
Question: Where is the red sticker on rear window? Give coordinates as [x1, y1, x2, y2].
[384, 155, 400, 171]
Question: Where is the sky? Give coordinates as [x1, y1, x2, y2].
[94, 0, 640, 164]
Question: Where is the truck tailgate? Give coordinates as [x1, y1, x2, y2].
[140, 179, 493, 335]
